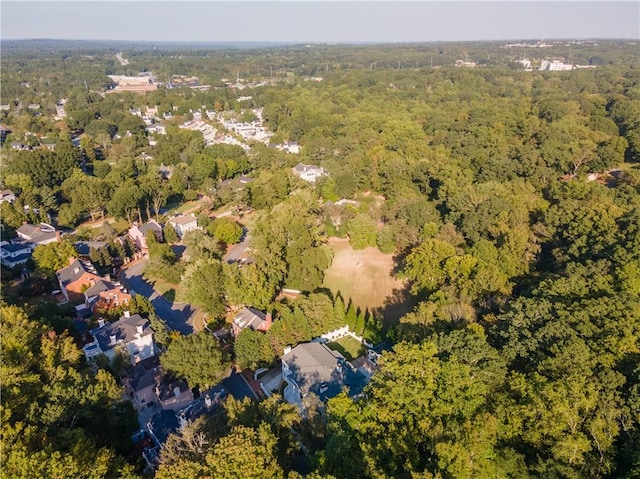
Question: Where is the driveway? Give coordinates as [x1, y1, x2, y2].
[120, 260, 194, 334]
[223, 231, 251, 263]
[221, 369, 256, 401]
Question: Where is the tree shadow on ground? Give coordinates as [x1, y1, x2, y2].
[373, 284, 418, 333]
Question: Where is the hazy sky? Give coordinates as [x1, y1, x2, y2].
[2, 1, 639, 43]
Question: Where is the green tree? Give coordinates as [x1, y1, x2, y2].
[163, 224, 179, 244]
[205, 424, 284, 479]
[32, 241, 77, 274]
[182, 229, 223, 262]
[208, 217, 243, 244]
[181, 259, 226, 320]
[347, 213, 378, 250]
[235, 328, 274, 370]
[160, 332, 229, 389]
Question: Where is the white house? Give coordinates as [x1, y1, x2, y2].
[292, 163, 326, 183]
[16, 223, 60, 246]
[168, 214, 200, 238]
[0, 190, 16, 203]
[0, 241, 33, 268]
[83, 312, 156, 364]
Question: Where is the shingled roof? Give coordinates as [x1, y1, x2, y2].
[92, 313, 153, 352]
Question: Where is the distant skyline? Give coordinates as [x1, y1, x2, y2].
[2, 1, 638, 44]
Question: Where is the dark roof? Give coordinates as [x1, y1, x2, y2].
[91, 313, 153, 352]
[127, 356, 162, 392]
[74, 241, 108, 256]
[156, 374, 190, 401]
[233, 307, 267, 331]
[56, 259, 98, 287]
[2, 241, 32, 253]
[1, 252, 32, 266]
[84, 279, 119, 298]
[148, 410, 179, 446]
[283, 342, 343, 401]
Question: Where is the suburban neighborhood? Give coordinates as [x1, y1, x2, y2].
[1, 11, 639, 477]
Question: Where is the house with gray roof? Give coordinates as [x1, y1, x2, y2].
[16, 222, 60, 246]
[124, 356, 162, 410]
[292, 163, 326, 183]
[128, 220, 163, 252]
[56, 258, 102, 303]
[155, 374, 193, 411]
[83, 312, 156, 364]
[123, 357, 193, 412]
[83, 278, 131, 314]
[74, 241, 108, 256]
[281, 341, 367, 408]
[168, 214, 200, 238]
[232, 307, 272, 336]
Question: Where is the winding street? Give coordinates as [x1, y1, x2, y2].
[120, 260, 194, 334]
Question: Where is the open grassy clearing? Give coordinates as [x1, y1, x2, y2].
[323, 238, 417, 326]
[327, 335, 366, 361]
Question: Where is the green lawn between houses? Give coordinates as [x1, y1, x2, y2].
[326, 335, 366, 361]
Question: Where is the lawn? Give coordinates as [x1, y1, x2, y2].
[144, 276, 183, 302]
[322, 238, 417, 327]
[327, 336, 366, 361]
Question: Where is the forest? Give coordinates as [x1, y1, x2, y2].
[0, 39, 639, 478]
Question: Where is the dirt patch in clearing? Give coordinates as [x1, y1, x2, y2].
[323, 238, 416, 326]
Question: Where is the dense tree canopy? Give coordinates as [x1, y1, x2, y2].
[1, 39, 639, 479]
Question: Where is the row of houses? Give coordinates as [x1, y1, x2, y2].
[0, 222, 60, 268]
[0, 211, 199, 271]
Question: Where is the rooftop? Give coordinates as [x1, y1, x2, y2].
[74, 241, 108, 256]
[16, 223, 58, 244]
[127, 356, 162, 392]
[56, 258, 99, 287]
[84, 279, 122, 298]
[233, 307, 268, 331]
[283, 341, 369, 402]
[92, 313, 153, 352]
[169, 215, 197, 226]
[135, 220, 163, 235]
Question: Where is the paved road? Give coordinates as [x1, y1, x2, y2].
[120, 260, 194, 334]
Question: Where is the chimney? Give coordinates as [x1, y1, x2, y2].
[89, 278, 95, 286]
[124, 310, 130, 318]
[98, 318, 105, 328]
[264, 312, 272, 331]
[136, 324, 144, 335]
[109, 334, 117, 345]
[284, 346, 292, 355]
[174, 386, 181, 397]
[68, 256, 76, 266]
[55, 231, 61, 241]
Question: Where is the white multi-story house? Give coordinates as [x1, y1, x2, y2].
[0, 241, 33, 268]
[83, 312, 156, 364]
[292, 163, 326, 183]
[168, 214, 200, 238]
